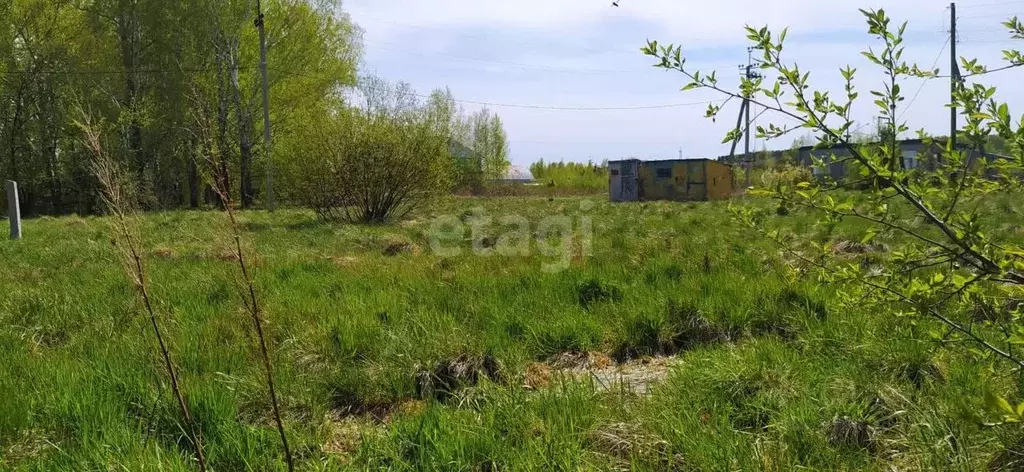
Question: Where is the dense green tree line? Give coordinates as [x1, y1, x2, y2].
[1, 0, 513, 217]
[530, 159, 608, 190]
[0, 0, 360, 215]
[424, 86, 510, 190]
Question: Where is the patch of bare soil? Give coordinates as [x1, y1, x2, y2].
[585, 356, 678, 395]
[530, 351, 680, 395]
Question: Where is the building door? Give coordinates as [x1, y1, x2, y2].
[686, 160, 707, 200]
[621, 160, 639, 201]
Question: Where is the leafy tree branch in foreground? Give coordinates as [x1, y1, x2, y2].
[644, 10, 1024, 420]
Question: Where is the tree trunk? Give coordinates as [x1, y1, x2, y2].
[41, 82, 62, 213]
[188, 144, 200, 209]
[118, 12, 146, 186]
[215, 45, 232, 207]
[230, 47, 254, 208]
[7, 83, 25, 183]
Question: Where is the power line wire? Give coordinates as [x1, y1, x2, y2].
[935, 61, 1023, 78]
[899, 35, 950, 122]
[0, 51, 718, 79]
[429, 97, 724, 111]
[958, 27, 1015, 33]
[0, 67, 221, 76]
[364, 39, 724, 76]
[365, 40, 642, 74]
[960, 38, 1023, 42]
[958, 0, 1024, 9]
[1, 64, 722, 111]
[959, 12, 1023, 19]
[272, 67, 725, 111]
[355, 14, 640, 56]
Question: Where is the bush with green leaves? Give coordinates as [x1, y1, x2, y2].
[756, 164, 814, 190]
[644, 10, 1024, 418]
[282, 85, 452, 223]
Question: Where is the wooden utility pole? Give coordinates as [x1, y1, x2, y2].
[744, 70, 752, 187]
[726, 48, 761, 187]
[256, 0, 275, 211]
[728, 100, 748, 159]
[741, 49, 759, 188]
[950, 2, 959, 150]
[6, 180, 21, 240]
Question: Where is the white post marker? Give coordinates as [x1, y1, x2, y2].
[6, 180, 21, 240]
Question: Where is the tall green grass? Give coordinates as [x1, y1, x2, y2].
[0, 196, 1019, 470]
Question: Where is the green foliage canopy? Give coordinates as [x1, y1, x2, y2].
[0, 0, 361, 214]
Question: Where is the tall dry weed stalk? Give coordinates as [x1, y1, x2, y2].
[189, 97, 294, 471]
[211, 175, 294, 471]
[78, 119, 207, 471]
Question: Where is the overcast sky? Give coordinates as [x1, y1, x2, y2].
[343, 0, 1024, 166]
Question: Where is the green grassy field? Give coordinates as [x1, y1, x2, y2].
[1, 196, 1021, 470]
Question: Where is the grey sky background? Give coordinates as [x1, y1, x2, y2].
[344, 0, 1024, 166]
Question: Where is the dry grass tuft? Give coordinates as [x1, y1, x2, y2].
[548, 351, 614, 370]
[542, 351, 676, 395]
[830, 239, 888, 255]
[152, 247, 176, 259]
[524, 362, 552, 389]
[323, 416, 367, 458]
[664, 300, 730, 351]
[826, 416, 875, 451]
[212, 249, 240, 262]
[381, 237, 418, 256]
[587, 422, 682, 469]
[899, 355, 947, 389]
[990, 436, 1024, 471]
[2, 429, 55, 465]
[415, 354, 505, 401]
[329, 255, 360, 267]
